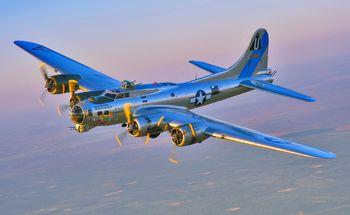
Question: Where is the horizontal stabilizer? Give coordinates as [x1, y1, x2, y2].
[189, 60, 226, 74]
[240, 80, 316, 102]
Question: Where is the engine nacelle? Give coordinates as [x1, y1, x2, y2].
[170, 125, 208, 147]
[128, 116, 163, 138]
[45, 74, 81, 94]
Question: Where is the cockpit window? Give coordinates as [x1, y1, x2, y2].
[105, 93, 116, 99]
[162, 82, 176, 86]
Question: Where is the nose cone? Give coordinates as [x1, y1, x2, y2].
[71, 105, 84, 124]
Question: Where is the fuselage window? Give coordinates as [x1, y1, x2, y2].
[88, 110, 93, 117]
[97, 111, 102, 116]
[142, 100, 148, 103]
[104, 110, 109, 115]
[116, 93, 129, 99]
[170, 93, 175, 97]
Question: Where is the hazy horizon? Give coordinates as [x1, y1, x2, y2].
[1, 1, 350, 214]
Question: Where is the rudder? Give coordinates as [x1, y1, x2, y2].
[190, 29, 269, 83]
[234, 28, 269, 78]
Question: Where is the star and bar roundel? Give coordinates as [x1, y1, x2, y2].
[190, 86, 219, 106]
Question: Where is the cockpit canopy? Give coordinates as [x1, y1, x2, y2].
[121, 80, 136, 89]
[89, 89, 130, 104]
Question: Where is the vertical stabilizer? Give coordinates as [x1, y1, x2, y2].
[191, 28, 269, 82]
[233, 28, 269, 78]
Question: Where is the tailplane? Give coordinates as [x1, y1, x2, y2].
[240, 80, 316, 102]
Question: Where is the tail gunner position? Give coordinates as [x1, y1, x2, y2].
[14, 29, 336, 159]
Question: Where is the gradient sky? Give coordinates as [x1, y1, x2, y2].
[1, 0, 349, 111]
[1, 1, 350, 214]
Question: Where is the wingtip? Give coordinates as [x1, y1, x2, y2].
[324, 152, 336, 159]
[305, 97, 317, 102]
[13, 40, 30, 48]
[13, 40, 41, 51]
[13, 40, 22, 46]
[314, 150, 336, 159]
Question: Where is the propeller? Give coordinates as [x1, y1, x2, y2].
[168, 143, 179, 164]
[123, 103, 133, 124]
[117, 109, 178, 164]
[68, 80, 78, 100]
[115, 130, 128, 147]
[57, 104, 70, 116]
[38, 63, 49, 106]
[56, 80, 79, 116]
[113, 103, 133, 146]
[39, 63, 49, 81]
[142, 115, 165, 145]
[38, 91, 48, 106]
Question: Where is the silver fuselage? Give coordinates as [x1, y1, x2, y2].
[73, 74, 273, 132]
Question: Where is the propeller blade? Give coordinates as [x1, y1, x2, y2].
[68, 80, 78, 98]
[115, 135, 123, 147]
[57, 104, 70, 116]
[38, 90, 48, 106]
[156, 116, 165, 127]
[115, 130, 128, 147]
[168, 144, 179, 164]
[144, 133, 150, 145]
[123, 103, 132, 124]
[188, 123, 196, 137]
[39, 63, 49, 81]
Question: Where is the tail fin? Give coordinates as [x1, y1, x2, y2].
[191, 28, 269, 83]
[231, 28, 269, 78]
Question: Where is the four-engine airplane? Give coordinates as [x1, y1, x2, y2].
[14, 29, 336, 159]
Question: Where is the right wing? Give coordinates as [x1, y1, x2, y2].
[14, 40, 121, 91]
[134, 105, 335, 159]
[240, 80, 316, 102]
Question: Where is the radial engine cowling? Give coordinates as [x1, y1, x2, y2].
[128, 116, 164, 138]
[45, 74, 80, 94]
[170, 125, 208, 147]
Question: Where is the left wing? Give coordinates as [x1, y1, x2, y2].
[134, 105, 335, 159]
[14, 40, 121, 91]
[189, 60, 226, 74]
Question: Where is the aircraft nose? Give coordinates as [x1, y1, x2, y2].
[70, 105, 84, 124]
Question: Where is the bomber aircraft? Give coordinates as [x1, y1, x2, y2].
[14, 29, 336, 159]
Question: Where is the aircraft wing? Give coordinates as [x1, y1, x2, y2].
[14, 40, 121, 91]
[134, 105, 335, 159]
